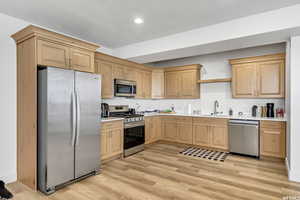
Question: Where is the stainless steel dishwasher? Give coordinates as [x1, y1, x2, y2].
[229, 119, 259, 157]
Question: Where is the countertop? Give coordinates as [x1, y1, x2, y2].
[143, 112, 287, 122]
[101, 117, 124, 122]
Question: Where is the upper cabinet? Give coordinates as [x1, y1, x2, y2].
[230, 53, 285, 98]
[135, 70, 152, 99]
[37, 40, 70, 69]
[37, 40, 95, 72]
[152, 69, 165, 99]
[95, 60, 113, 99]
[13, 26, 99, 73]
[70, 48, 94, 72]
[95, 52, 152, 99]
[164, 65, 201, 99]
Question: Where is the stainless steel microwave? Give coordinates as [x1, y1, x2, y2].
[114, 79, 137, 97]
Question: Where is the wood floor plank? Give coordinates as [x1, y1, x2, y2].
[7, 142, 300, 200]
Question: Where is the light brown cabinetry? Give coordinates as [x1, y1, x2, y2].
[145, 116, 161, 144]
[230, 53, 285, 98]
[260, 121, 286, 158]
[256, 60, 285, 98]
[193, 123, 210, 147]
[37, 40, 70, 69]
[162, 117, 178, 142]
[12, 25, 99, 189]
[70, 48, 94, 72]
[164, 65, 201, 99]
[232, 63, 257, 97]
[177, 118, 193, 144]
[152, 69, 165, 99]
[101, 120, 124, 160]
[193, 118, 228, 150]
[161, 116, 193, 144]
[95, 60, 113, 98]
[136, 70, 152, 99]
[37, 40, 95, 72]
[165, 71, 179, 98]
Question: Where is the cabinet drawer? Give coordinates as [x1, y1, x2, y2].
[260, 121, 285, 129]
[192, 117, 213, 125]
[102, 121, 123, 130]
[210, 118, 228, 126]
[176, 116, 192, 123]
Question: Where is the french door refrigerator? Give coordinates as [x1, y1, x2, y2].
[37, 67, 101, 194]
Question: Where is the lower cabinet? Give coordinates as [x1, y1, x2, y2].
[161, 116, 193, 144]
[163, 117, 178, 142]
[260, 121, 286, 158]
[145, 116, 162, 144]
[193, 124, 210, 147]
[193, 118, 229, 150]
[101, 120, 124, 161]
[161, 117, 229, 150]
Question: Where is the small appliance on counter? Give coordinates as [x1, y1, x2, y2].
[266, 103, 275, 118]
[252, 105, 258, 117]
[101, 103, 109, 118]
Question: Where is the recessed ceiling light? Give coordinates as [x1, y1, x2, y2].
[134, 18, 144, 24]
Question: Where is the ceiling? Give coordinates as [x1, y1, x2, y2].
[0, 0, 300, 48]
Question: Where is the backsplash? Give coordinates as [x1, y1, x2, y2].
[103, 90, 284, 117]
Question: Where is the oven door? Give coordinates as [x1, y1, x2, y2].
[124, 122, 145, 150]
[114, 79, 136, 97]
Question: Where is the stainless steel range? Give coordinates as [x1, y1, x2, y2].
[109, 105, 145, 157]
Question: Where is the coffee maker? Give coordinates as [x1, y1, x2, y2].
[101, 103, 109, 118]
[266, 103, 275, 118]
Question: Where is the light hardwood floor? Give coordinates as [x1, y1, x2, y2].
[7, 142, 300, 200]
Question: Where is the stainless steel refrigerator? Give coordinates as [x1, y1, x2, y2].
[37, 67, 101, 194]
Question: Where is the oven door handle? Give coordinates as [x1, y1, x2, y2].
[125, 122, 145, 129]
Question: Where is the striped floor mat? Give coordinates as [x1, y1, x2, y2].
[179, 147, 229, 162]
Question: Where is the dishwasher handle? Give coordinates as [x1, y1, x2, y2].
[229, 119, 259, 126]
[229, 123, 259, 128]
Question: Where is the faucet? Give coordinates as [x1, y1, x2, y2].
[214, 100, 219, 115]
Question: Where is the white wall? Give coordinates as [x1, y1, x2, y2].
[285, 40, 291, 172]
[105, 44, 285, 116]
[289, 36, 300, 182]
[0, 13, 29, 183]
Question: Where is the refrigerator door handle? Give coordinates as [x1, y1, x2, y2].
[75, 91, 81, 146]
[71, 91, 77, 146]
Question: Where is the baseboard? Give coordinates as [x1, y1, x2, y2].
[289, 169, 300, 182]
[285, 158, 291, 179]
[286, 158, 300, 183]
[0, 172, 17, 183]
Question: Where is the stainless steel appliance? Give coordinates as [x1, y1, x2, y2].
[229, 119, 259, 157]
[38, 67, 101, 194]
[114, 79, 136, 97]
[109, 105, 145, 157]
[101, 103, 109, 118]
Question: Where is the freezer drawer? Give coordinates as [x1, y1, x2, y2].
[229, 120, 259, 157]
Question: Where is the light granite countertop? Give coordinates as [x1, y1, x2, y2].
[143, 112, 287, 122]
